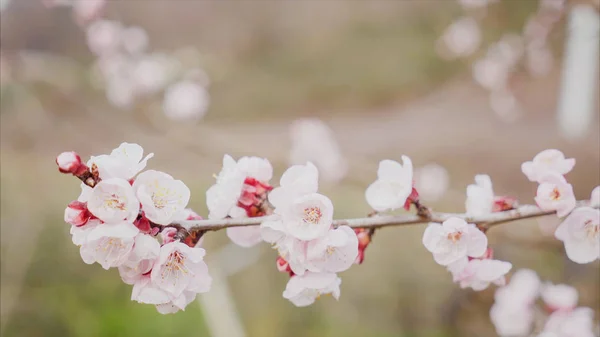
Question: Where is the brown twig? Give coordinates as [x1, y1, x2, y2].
[176, 201, 597, 233]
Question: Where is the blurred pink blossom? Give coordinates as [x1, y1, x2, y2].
[122, 26, 149, 55]
[72, 0, 105, 26]
[414, 163, 449, 203]
[289, 118, 348, 184]
[436, 17, 481, 59]
[490, 89, 521, 123]
[86, 19, 123, 56]
[457, 0, 497, 10]
[472, 57, 509, 90]
[163, 80, 210, 121]
[490, 269, 540, 336]
[131, 53, 172, 95]
[540, 283, 578, 311]
[526, 45, 554, 77]
[542, 307, 596, 337]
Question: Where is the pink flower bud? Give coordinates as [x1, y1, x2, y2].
[355, 250, 365, 265]
[354, 228, 372, 265]
[493, 196, 518, 212]
[161, 227, 178, 244]
[184, 210, 203, 221]
[56, 151, 86, 175]
[403, 186, 420, 211]
[276, 256, 294, 277]
[134, 215, 152, 234]
[64, 201, 91, 227]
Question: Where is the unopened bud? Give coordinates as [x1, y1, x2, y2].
[64, 200, 91, 227]
[493, 196, 518, 212]
[276, 256, 294, 276]
[161, 227, 178, 244]
[134, 215, 152, 234]
[56, 151, 87, 175]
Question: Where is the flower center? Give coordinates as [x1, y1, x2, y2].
[162, 251, 189, 284]
[303, 207, 322, 224]
[105, 194, 126, 210]
[447, 231, 462, 243]
[584, 220, 599, 239]
[326, 246, 336, 255]
[550, 188, 561, 201]
[152, 191, 167, 209]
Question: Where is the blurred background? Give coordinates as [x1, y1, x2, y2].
[1, 0, 599, 337]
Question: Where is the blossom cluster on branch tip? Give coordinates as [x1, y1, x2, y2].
[58, 143, 211, 314]
[206, 154, 273, 247]
[58, 145, 598, 315]
[258, 163, 358, 307]
[491, 269, 597, 337]
[522, 149, 599, 264]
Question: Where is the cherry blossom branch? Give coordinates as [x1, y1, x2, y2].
[177, 200, 597, 233]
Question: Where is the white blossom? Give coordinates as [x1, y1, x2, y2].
[465, 174, 494, 216]
[281, 193, 334, 241]
[554, 207, 600, 264]
[80, 221, 139, 269]
[118, 234, 161, 284]
[422, 217, 488, 266]
[87, 178, 140, 224]
[150, 241, 211, 298]
[268, 162, 319, 213]
[87, 142, 154, 180]
[133, 170, 191, 225]
[521, 149, 575, 183]
[365, 156, 413, 212]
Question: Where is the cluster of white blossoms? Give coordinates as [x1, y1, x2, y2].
[491, 269, 597, 337]
[57, 145, 598, 317]
[259, 163, 359, 307]
[423, 218, 512, 291]
[522, 149, 599, 264]
[58, 143, 211, 314]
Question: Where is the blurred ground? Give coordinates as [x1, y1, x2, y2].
[1, 1, 599, 337]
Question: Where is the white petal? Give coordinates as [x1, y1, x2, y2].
[365, 180, 405, 212]
[279, 162, 319, 195]
[475, 260, 512, 282]
[422, 223, 444, 253]
[377, 159, 405, 180]
[466, 225, 488, 257]
[260, 220, 286, 243]
[590, 186, 600, 207]
[226, 227, 263, 248]
[563, 240, 599, 264]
